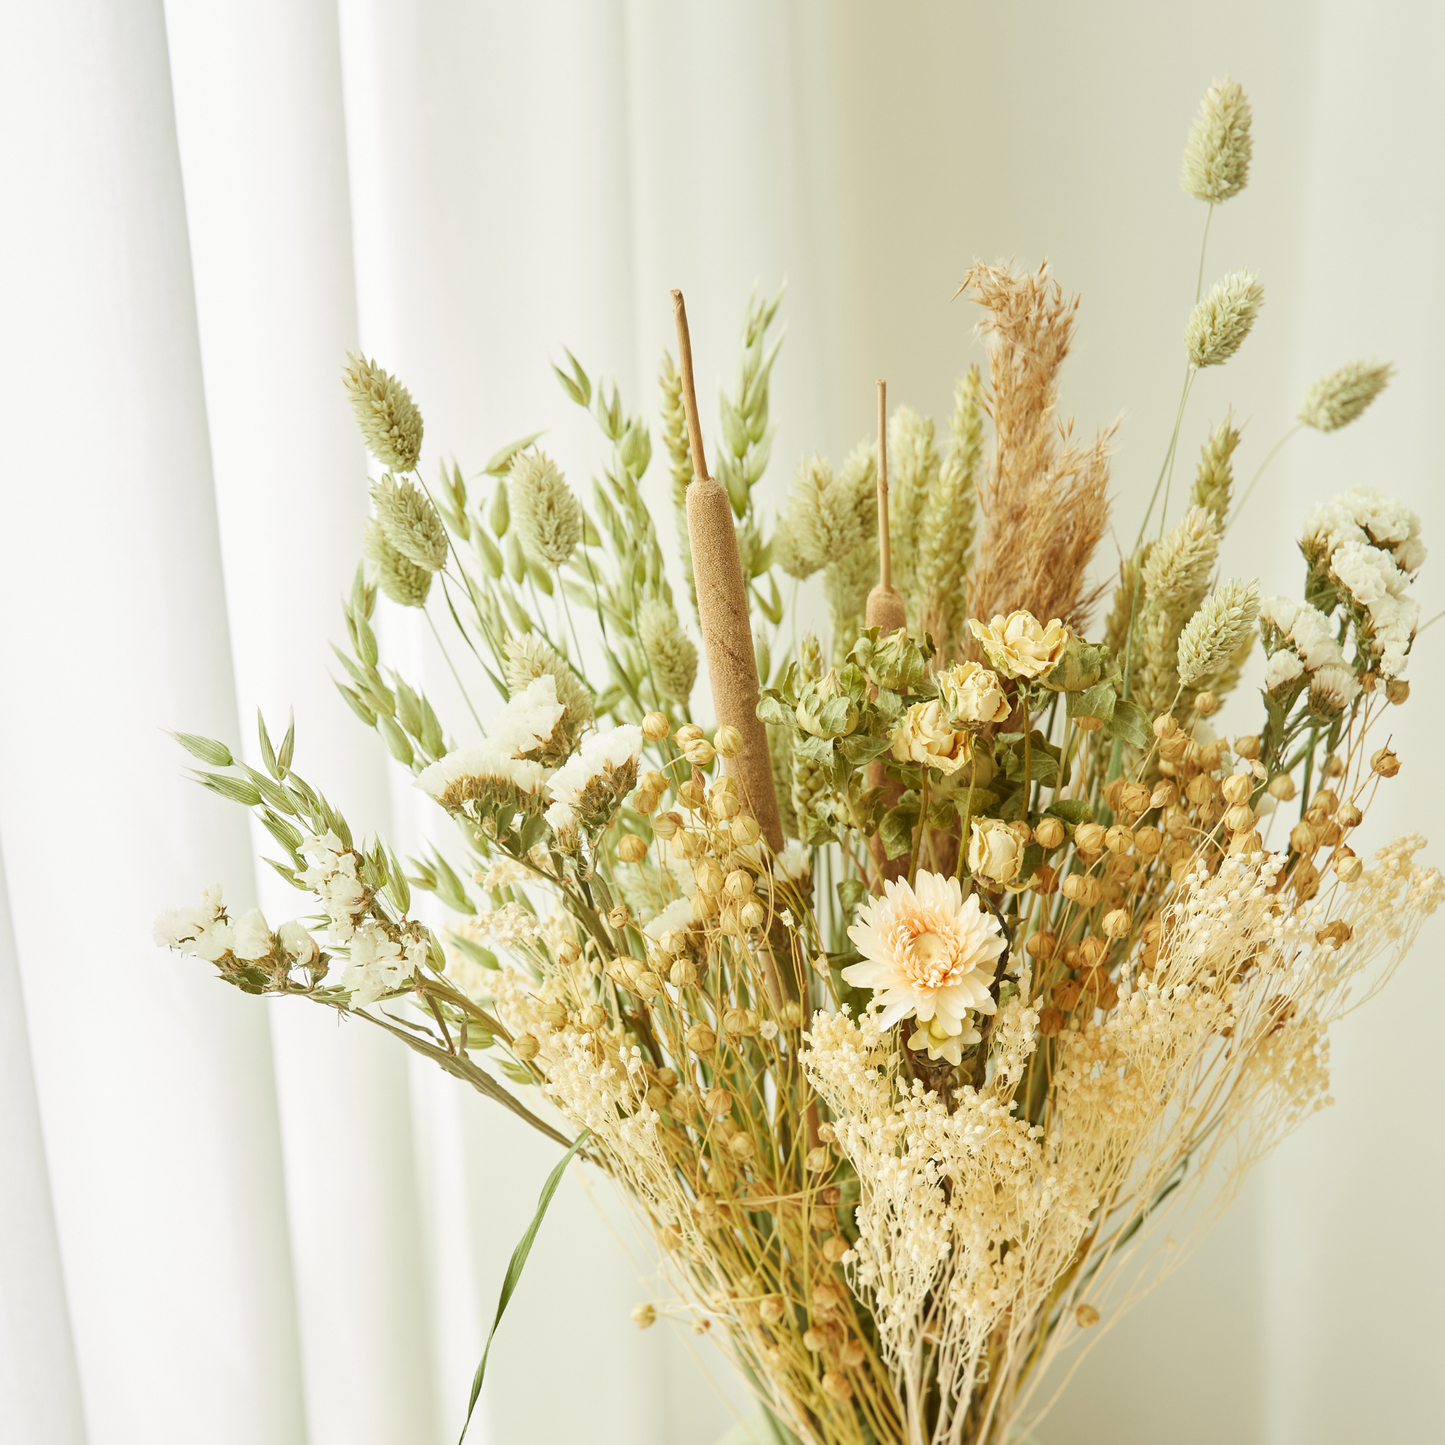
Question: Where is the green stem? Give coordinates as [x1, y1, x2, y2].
[426, 610, 485, 732]
[1195, 203, 1215, 304]
[1228, 422, 1303, 535]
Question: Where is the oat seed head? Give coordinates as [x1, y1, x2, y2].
[1186, 270, 1264, 369]
[342, 352, 423, 472]
[1181, 77, 1253, 204]
[1299, 360, 1394, 433]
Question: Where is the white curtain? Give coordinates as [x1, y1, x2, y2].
[1, 3, 1441, 1443]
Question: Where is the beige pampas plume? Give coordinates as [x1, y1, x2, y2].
[1187, 270, 1264, 368]
[961, 261, 1113, 637]
[370, 474, 448, 572]
[638, 597, 699, 705]
[342, 352, 423, 472]
[1177, 577, 1260, 689]
[507, 450, 582, 567]
[363, 518, 431, 608]
[1299, 360, 1394, 432]
[1182, 77, 1253, 204]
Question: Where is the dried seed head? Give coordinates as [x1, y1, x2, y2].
[1119, 782, 1153, 816]
[634, 972, 663, 998]
[1151, 780, 1178, 809]
[1386, 677, 1411, 705]
[1186, 272, 1264, 369]
[509, 450, 582, 567]
[1299, 360, 1393, 433]
[730, 814, 761, 846]
[1316, 919, 1353, 949]
[727, 1133, 755, 1160]
[1075, 823, 1106, 855]
[1222, 774, 1252, 805]
[739, 899, 768, 931]
[759, 1295, 785, 1324]
[1075, 1303, 1101, 1328]
[631, 1303, 657, 1329]
[364, 519, 432, 607]
[841, 1340, 866, 1368]
[580, 1003, 608, 1031]
[1102, 907, 1132, 938]
[642, 711, 671, 741]
[617, 834, 648, 864]
[1153, 713, 1179, 739]
[1025, 929, 1057, 960]
[1181, 77, 1252, 204]
[683, 738, 715, 767]
[1234, 733, 1261, 760]
[651, 810, 681, 840]
[823, 1234, 850, 1263]
[821, 1373, 854, 1403]
[669, 959, 697, 988]
[1194, 690, 1219, 716]
[1337, 803, 1363, 828]
[607, 905, 631, 929]
[1224, 802, 1254, 833]
[686, 1023, 716, 1054]
[371, 474, 448, 572]
[1038, 1006, 1064, 1036]
[1334, 849, 1363, 883]
[1134, 826, 1163, 857]
[1104, 825, 1133, 854]
[1034, 817, 1066, 849]
[1371, 746, 1401, 778]
[714, 724, 743, 758]
[343, 352, 423, 471]
[1267, 774, 1296, 801]
[708, 789, 741, 821]
[1289, 821, 1317, 854]
[1052, 978, 1083, 1011]
[513, 1032, 539, 1062]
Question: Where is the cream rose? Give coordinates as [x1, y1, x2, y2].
[890, 700, 972, 775]
[968, 817, 1028, 885]
[968, 611, 1069, 680]
[938, 660, 1010, 726]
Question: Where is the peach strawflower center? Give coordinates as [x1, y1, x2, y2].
[897, 927, 961, 989]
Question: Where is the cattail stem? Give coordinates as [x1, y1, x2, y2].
[670, 289, 785, 862]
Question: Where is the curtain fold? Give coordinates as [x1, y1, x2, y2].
[2, 3, 1441, 1443]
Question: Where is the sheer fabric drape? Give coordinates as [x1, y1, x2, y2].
[1, 3, 1440, 1443]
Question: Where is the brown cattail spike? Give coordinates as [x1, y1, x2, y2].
[866, 379, 907, 633]
[671, 290, 784, 861]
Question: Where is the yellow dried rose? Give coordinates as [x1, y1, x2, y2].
[968, 610, 1069, 680]
[891, 700, 972, 775]
[937, 660, 1010, 726]
[968, 817, 1029, 885]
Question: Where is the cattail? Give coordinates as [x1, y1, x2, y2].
[505, 632, 594, 730]
[363, 518, 432, 607]
[507, 450, 582, 566]
[1177, 579, 1260, 689]
[1181, 77, 1253, 204]
[371, 474, 447, 572]
[1299, 360, 1393, 432]
[343, 352, 423, 471]
[639, 598, 699, 705]
[1186, 271, 1264, 368]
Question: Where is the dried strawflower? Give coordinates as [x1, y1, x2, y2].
[1186, 270, 1264, 368]
[842, 871, 1005, 1043]
[1300, 360, 1393, 433]
[507, 450, 582, 566]
[343, 352, 423, 471]
[1181, 77, 1253, 204]
[638, 598, 699, 704]
[1177, 578, 1260, 689]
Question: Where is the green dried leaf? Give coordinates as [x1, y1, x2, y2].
[193, 771, 262, 807]
[171, 732, 233, 768]
[483, 432, 545, 478]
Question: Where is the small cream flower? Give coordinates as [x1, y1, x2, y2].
[890, 699, 972, 775]
[843, 873, 1003, 1038]
[937, 660, 1009, 726]
[968, 817, 1028, 886]
[968, 611, 1068, 680]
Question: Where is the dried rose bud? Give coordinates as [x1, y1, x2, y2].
[642, 711, 671, 742]
[1371, 746, 1401, 778]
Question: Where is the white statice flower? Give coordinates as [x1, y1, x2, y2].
[1257, 594, 1300, 635]
[1331, 539, 1402, 608]
[843, 871, 1005, 1041]
[299, 831, 368, 943]
[546, 724, 644, 829]
[1369, 592, 1420, 678]
[231, 908, 273, 961]
[415, 745, 547, 807]
[340, 919, 416, 1005]
[1304, 486, 1424, 570]
[1309, 664, 1360, 715]
[1264, 650, 1304, 692]
[643, 897, 696, 941]
[276, 919, 319, 967]
[777, 842, 811, 881]
[153, 884, 224, 951]
[486, 673, 567, 757]
[1286, 604, 1346, 671]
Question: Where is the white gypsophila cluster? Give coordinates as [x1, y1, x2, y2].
[342, 918, 426, 1006]
[643, 896, 697, 940]
[1299, 486, 1425, 676]
[545, 723, 644, 834]
[299, 830, 368, 943]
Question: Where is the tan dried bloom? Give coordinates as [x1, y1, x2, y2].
[363, 518, 431, 607]
[1176, 578, 1260, 689]
[891, 700, 973, 775]
[1187, 270, 1264, 368]
[342, 352, 423, 471]
[1181, 77, 1253, 204]
[638, 598, 698, 705]
[968, 610, 1068, 679]
[937, 660, 1010, 726]
[507, 450, 582, 566]
[1299, 360, 1394, 433]
[968, 817, 1027, 886]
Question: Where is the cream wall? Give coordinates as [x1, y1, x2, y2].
[0, 3, 1438, 1443]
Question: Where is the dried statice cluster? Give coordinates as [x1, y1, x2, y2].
[156, 77, 1435, 1445]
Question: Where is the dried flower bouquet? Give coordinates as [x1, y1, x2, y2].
[156, 79, 1438, 1445]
